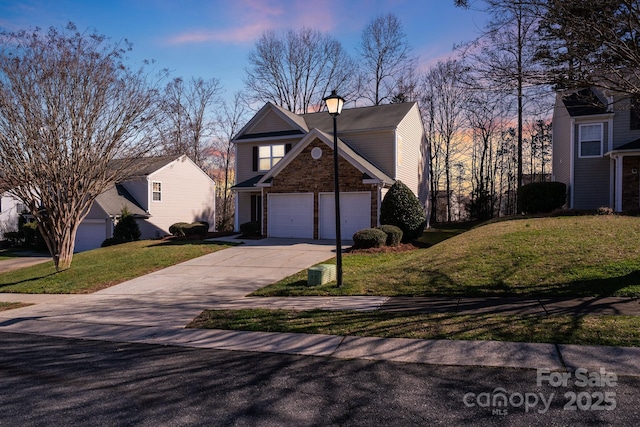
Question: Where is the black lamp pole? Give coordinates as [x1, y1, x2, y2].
[323, 90, 345, 287]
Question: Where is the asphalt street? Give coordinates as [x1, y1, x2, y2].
[1, 332, 638, 426]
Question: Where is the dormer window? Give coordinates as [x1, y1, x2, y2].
[258, 144, 286, 171]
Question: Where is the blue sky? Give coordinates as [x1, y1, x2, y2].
[0, 0, 488, 99]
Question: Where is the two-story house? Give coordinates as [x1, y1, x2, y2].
[553, 87, 640, 211]
[232, 102, 429, 240]
[1, 155, 216, 252]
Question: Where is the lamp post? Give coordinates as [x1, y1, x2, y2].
[323, 90, 345, 287]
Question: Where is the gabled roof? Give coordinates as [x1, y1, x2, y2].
[118, 155, 183, 177]
[94, 184, 149, 217]
[233, 103, 308, 141]
[257, 128, 394, 187]
[233, 101, 417, 141]
[562, 88, 608, 117]
[302, 102, 416, 133]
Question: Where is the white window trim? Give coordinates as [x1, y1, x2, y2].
[578, 123, 603, 158]
[258, 144, 286, 172]
[152, 181, 162, 202]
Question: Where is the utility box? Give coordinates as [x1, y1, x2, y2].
[307, 264, 337, 286]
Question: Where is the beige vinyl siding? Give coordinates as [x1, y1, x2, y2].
[247, 109, 297, 134]
[396, 104, 424, 197]
[552, 94, 572, 186]
[144, 157, 215, 237]
[573, 122, 611, 209]
[340, 130, 395, 178]
[121, 178, 149, 211]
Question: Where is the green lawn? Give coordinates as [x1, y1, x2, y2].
[188, 309, 640, 347]
[0, 239, 233, 294]
[0, 301, 31, 311]
[252, 216, 640, 297]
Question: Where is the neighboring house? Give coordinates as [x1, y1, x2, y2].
[231, 102, 429, 240]
[0, 155, 216, 252]
[0, 192, 26, 239]
[553, 87, 640, 211]
[76, 154, 216, 251]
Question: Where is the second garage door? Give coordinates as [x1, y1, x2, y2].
[268, 193, 314, 238]
[319, 192, 371, 240]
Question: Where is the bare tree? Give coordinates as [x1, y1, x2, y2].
[0, 24, 161, 271]
[244, 28, 355, 113]
[358, 13, 417, 106]
[421, 59, 470, 223]
[456, 0, 546, 194]
[538, 0, 640, 97]
[157, 76, 222, 168]
[211, 92, 249, 231]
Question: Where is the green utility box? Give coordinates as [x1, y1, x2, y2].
[307, 264, 337, 286]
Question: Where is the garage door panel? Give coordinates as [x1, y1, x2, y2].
[319, 192, 371, 240]
[268, 193, 313, 238]
[75, 220, 108, 252]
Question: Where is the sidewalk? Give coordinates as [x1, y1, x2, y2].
[1, 239, 639, 376]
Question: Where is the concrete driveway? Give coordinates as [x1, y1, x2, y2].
[0, 254, 50, 274]
[0, 238, 338, 329]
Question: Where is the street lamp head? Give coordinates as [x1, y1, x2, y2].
[323, 90, 345, 117]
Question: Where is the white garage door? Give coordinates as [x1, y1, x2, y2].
[319, 192, 371, 240]
[268, 193, 314, 238]
[75, 220, 108, 252]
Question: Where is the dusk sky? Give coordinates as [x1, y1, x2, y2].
[0, 0, 489, 101]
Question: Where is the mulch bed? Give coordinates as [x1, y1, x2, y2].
[345, 241, 426, 254]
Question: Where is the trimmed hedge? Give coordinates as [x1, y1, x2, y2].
[169, 221, 209, 237]
[380, 181, 426, 240]
[376, 224, 403, 247]
[517, 182, 567, 214]
[352, 228, 387, 249]
[240, 221, 261, 236]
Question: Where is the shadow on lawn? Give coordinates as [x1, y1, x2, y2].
[0, 271, 59, 289]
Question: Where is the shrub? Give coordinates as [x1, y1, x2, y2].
[376, 224, 403, 247]
[169, 222, 191, 237]
[22, 222, 47, 250]
[169, 221, 209, 238]
[113, 208, 141, 242]
[597, 206, 614, 216]
[352, 228, 387, 249]
[188, 221, 209, 236]
[240, 221, 261, 236]
[517, 182, 566, 214]
[380, 181, 426, 240]
[101, 237, 123, 247]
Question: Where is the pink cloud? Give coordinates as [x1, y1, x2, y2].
[165, 0, 343, 46]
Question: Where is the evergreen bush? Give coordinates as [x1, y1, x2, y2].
[380, 181, 426, 240]
[517, 182, 566, 214]
[376, 224, 403, 247]
[352, 228, 387, 249]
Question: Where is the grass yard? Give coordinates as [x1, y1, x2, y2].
[0, 301, 31, 311]
[0, 239, 233, 294]
[188, 309, 640, 347]
[252, 215, 640, 297]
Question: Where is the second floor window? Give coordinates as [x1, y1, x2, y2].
[578, 123, 603, 158]
[152, 181, 162, 201]
[631, 98, 640, 130]
[258, 144, 285, 171]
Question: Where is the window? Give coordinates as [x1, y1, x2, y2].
[579, 124, 603, 157]
[152, 181, 162, 202]
[258, 144, 285, 171]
